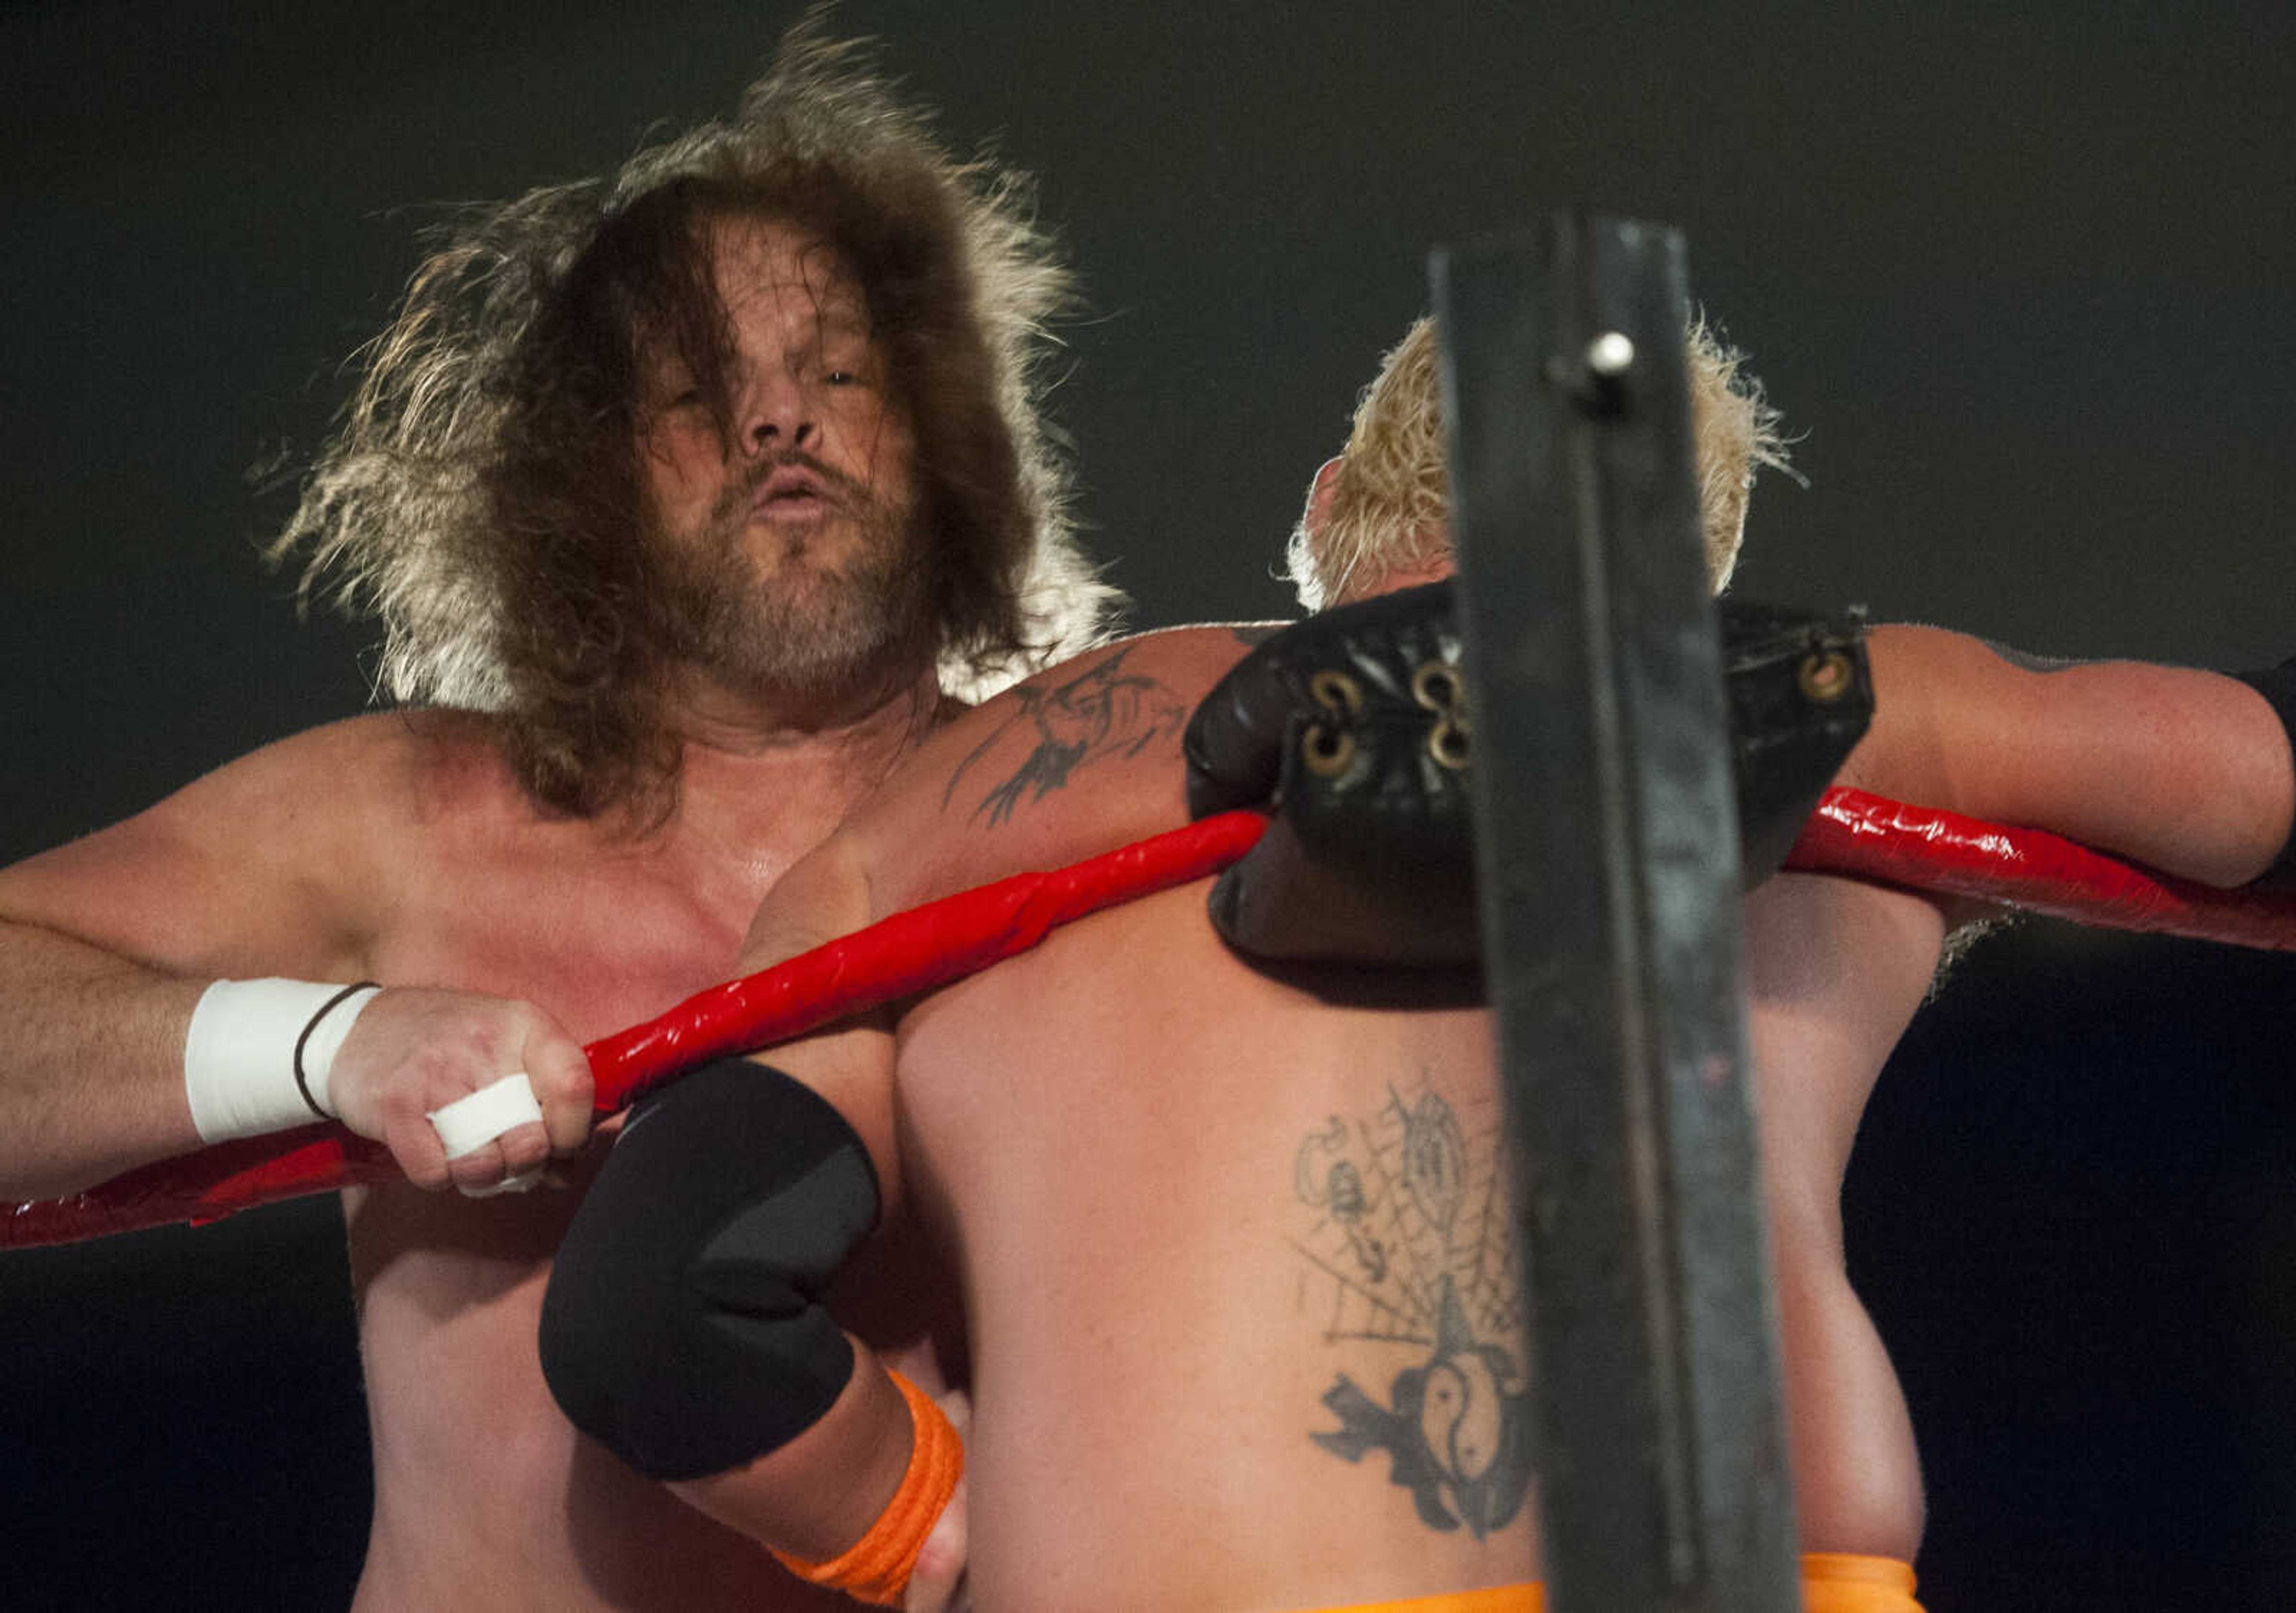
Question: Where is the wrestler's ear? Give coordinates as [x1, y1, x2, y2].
[1303, 456, 1345, 541]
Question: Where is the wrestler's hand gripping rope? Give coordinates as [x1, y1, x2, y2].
[10, 787, 2296, 1249]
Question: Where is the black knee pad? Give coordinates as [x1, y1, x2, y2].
[539, 1056, 880, 1481]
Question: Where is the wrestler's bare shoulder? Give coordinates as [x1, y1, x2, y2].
[0, 713, 425, 969]
[0, 709, 640, 977]
[60, 708, 535, 845]
[967, 620, 1274, 736]
[294, 707, 554, 830]
[841, 622, 1275, 915]
[195, 708, 657, 866]
[1070, 618, 1281, 689]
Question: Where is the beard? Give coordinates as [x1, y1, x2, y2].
[650, 457, 936, 702]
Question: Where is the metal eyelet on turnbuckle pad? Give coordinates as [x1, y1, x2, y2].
[1300, 722, 1357, 778]
[1309, 670, 1365, 719]
[1301, 670, 1366, 778]
[1411, 660, 1471, 771]
[1796, 649, 1857, 705]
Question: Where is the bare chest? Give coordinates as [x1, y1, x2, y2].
[365, 832, 775, 1044]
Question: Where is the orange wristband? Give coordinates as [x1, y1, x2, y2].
[770, 1368, 964, 1608]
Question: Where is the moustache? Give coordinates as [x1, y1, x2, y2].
[709, 454, 873, 524]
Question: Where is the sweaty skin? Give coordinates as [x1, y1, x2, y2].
[0, 716, 951, 1612]
[907, 881, 1532, 1609]
[0, 218, 964, 1612]
[691, 609, 2291, 1608]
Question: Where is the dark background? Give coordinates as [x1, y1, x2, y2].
[5, 2, 2293, 1606]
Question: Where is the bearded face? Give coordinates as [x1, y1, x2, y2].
[637, 213, 935, 703]
[648, 446, 933, 700]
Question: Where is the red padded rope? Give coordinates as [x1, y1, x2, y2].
[1784, 787, 2296, 949]
[9, 791, 2296, 1248]
[1, 811, 1269, 1248]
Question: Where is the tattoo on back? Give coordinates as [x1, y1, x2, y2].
[942, 646, 1189, 826]
[1290, 1083, 1532, 1538]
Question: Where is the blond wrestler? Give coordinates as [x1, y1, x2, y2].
[538, 308, 2294, 1610]
[0, 25, 1114, 1611]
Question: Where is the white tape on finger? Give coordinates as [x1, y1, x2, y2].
[426, 1073, 545, 1160]
[460, 1167, 546, 1198]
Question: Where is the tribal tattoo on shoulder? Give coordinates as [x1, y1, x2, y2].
[1289, 1082, 1532, 1538]
[942, 646, 1190, 826]
[1979, 637, 2088, 674]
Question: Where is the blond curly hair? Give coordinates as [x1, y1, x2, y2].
[1286, 313, 1789, 610]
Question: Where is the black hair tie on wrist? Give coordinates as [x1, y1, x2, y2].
[294, 982, 382, 1120]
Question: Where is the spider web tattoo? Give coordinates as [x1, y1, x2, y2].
[1289, 1080, 1533, 1537]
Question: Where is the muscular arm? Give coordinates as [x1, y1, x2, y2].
[0, 917, 212, 1199]
[1846, 626, 2295, 888]
[541, 1003, 962, 1600]
[0, 735, 370, 1197]
[1742, 870, 1948, 1559]
[0, 719, 590, 1199]
[665, 1024, 935, 1572]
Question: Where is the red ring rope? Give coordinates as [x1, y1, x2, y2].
[8, 791, 2294, 1249]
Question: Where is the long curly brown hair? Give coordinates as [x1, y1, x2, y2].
[272, 17, 1115, 819]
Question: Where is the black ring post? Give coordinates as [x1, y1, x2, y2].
[1431, 216, 1799, 1612]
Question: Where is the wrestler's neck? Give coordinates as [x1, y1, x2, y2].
[662, 651, 949, 818]
[1336, 558, 1454, 604]
[667, 620, 946, 741]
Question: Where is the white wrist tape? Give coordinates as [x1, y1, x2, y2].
[426, 1073, 545, 1160]
[183, 979, 381, 1143]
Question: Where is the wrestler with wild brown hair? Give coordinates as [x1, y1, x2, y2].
[0, 21, 1112, 1611]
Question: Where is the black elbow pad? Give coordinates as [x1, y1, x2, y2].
[539, 1056, 880, 1481]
